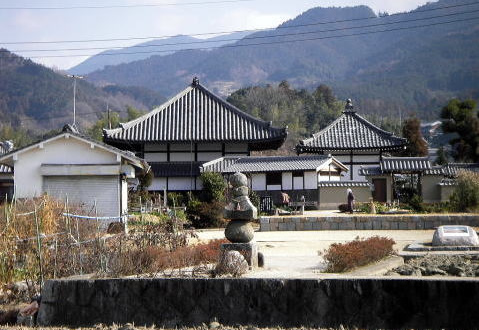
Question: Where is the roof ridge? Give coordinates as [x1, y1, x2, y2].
[351, 112, 406, 140]
[104, 84, 193, 134]
[301, 112, 346, 144]
[195, 83, 286, 132]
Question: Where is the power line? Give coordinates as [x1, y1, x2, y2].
[1, 1, 478, 45]
[0, 0, 255, 10]
[6, 8, 479, 54]
[18, 108, 130, 123]
[8, 15, 479, 59]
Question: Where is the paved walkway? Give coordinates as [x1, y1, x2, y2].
[197, 229, 435, 278]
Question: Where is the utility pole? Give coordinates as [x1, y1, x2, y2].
[107, 102, 112, 129]
[67, 74, 84, 126]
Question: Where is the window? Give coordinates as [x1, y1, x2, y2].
[266, 172, 282, 186]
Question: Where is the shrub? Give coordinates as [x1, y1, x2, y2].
[337, 203, 349, 212]
[450, 171, 479, 212]
[187, 197, 226, 228]
[167, 192, 186, 207]
[200, 172, 227, 202]
[322, 236, 395, 273]
[408, 194, 424, 212]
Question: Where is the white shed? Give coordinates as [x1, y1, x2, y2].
[0, 127, 148, 217]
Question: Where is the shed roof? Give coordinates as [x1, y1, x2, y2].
[296, 100, 407, 153]
[380, 157, 432, 173]
[201, 155, 347, 174]
[103, 78, 287, 150]
[0, 127, 148, 171]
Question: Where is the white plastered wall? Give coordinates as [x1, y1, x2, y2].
[13, 136, 118, 198]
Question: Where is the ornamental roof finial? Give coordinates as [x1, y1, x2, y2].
[192, 76, 199, 86]
[344, 98, 355, 113]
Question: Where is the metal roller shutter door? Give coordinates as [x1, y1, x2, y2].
[43, 175, 120, 217]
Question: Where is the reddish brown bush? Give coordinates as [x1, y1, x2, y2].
[322, 236, 395, 273]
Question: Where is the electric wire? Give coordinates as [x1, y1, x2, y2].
[6, 8, 479, 54]
[7, 15, 479, 59]
[1, 0, 478, 45]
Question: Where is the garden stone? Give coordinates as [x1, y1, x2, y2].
[432, 225, 479, 246]
[225, 220, 254, 243]
[448, 265, 465, 276]
[215, 250, 248, 277]
[425, 267, 447, 276]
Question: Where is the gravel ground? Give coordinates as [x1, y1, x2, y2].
[197, 229, 435, 278]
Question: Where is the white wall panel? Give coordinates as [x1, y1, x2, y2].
[168, 177, 194, 191]
[251, 173, 266, 191]
[304, 171, 317, 189]
[197, 152, 223, 162]
[282, 172, 292, 190]
[144, 152, 168, 162]
[293, 177, 304, 190]
[149, 178, 167, 191]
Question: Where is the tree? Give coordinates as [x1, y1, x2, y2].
[126, 106, 145, 121]
[435, 146, 448, 165]
[401, 116, 428, 157]
[440, 99, 479, 162]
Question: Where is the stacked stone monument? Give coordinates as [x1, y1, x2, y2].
[221, 172, 259, 268]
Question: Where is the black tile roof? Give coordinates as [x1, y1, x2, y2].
[380, 157, 432, 172]
[0, 142, 12, 174]
[296, 105, 407, 153]
[151, 162, 203, 177]
[201, 155, 347, 173]
[442, 163, 479, 178]
[103, 78, 287, 151]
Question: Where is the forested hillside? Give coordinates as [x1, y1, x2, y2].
[0, 50, 165, 132]
[86, 0, 479, 120]
[227, 81, 402, 155]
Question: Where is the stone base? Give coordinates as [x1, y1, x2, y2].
[405, 241, 479, 252]
[221, 243, 258, 269]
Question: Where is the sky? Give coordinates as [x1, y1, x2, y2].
[0, 0, 435, 70]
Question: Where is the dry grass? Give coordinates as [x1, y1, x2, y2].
[0, 196, 229, 305]
[321, 236, 396, 273]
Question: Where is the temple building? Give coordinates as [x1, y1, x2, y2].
[103, 77, 288, 191]
[295, 99, 407, 182]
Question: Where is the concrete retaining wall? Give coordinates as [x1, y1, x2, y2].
[260, 214, 479, 231]
[38, 277, 479, 329]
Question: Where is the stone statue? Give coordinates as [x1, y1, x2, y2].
[224, 172, 257, 243]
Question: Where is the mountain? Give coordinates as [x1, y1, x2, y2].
[68, 31, 252, 75]
[85, 0, 479, 120]
[0, 50, 165, 131]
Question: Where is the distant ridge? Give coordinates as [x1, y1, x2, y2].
[68, 31, 251, 75]
[85, 0, 479, 119]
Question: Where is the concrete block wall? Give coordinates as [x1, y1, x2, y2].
[38, 277, 479, 329]
[260, 214, 479, 231]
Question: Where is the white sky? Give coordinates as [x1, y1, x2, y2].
[0, 0, 434, 70]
